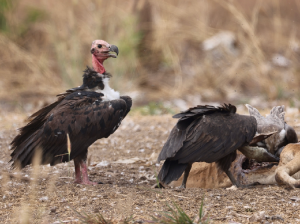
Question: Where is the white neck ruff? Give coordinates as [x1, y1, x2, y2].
[97, 76, 120, 101]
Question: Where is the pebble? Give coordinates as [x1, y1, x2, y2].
[290, 196, 300, 202]
[266, 215, 284, 222]
[133, 125, 141, 132]
[39, 196, 49, 202]
[50, 207, 57, 213]
[249, 211, 265, 222]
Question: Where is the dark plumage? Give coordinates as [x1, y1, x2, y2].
[157, 104, 257, 188]
[10, 40, 131, 185]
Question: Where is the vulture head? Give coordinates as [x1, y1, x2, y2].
[91, 40, 119, 74]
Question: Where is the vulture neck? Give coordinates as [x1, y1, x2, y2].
[92, 55, 106, 74]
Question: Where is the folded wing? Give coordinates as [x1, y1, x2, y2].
[10, 91, 130, 168]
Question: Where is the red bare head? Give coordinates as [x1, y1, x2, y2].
[90, 40, 119, 74]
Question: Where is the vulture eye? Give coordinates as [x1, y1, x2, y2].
[97, 44, 102, 48]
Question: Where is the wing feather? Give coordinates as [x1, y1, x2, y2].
[174, 114, 256, 164]
[158, 109, 257, 165]
[158, 104, 239, 162]
[10, 91, 130, 168]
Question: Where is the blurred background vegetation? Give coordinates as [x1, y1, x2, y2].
[1, 0, 300, 113]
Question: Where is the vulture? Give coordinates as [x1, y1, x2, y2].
[157, 104, 271, 189]
[10, 40, 132, 185]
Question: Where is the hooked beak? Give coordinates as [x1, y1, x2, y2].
[109, 45, 119, 58]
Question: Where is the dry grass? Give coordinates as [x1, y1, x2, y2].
[0, 0, 141, 103]
[0, 0, 300, 106]
[147, 0, 300, 101]
[1, 2, 300, 222]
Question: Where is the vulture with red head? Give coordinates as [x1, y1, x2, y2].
[10, 40, 132, 185]
[157, 104, 279, 189]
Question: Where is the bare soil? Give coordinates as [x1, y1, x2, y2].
[0, 112, 300, 223]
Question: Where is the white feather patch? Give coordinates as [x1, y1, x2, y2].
[97, 76, 120, 101]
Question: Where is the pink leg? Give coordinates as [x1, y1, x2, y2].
[74, 160, 82, 184]
[73, 159, 99, 185]
[80, 161, 98, 185]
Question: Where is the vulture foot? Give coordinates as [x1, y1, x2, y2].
[225, 169, 260, 188]
[176, 184, 186, 189]
[153, 183, 165, 188]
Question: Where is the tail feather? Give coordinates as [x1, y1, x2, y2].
[10, 97, 64, 168]
[20, 139, 42, 168]
[158, 159, 188, 185]
[10, 132, 41, 168]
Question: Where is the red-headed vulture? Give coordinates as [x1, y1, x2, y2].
[10, 40, 132, 185]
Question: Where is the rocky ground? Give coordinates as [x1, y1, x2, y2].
[0, 109, 300, 223]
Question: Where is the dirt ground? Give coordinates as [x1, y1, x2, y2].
[0, 109, 300, 223]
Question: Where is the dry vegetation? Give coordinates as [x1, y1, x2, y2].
[1, 0, 300, 106]
[1, 0, 300, 223]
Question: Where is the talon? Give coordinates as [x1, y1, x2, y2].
[154, 183, 165, 188]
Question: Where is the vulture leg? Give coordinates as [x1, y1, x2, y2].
[225, 169, 241, 187]
[218, 152, 259, 188]
[224, 169, 259, 188]
[74, 159, 82, 183]
[178, 163, 192, 189]
[73, 155, 100, 185]
[80, 161, 99, 185]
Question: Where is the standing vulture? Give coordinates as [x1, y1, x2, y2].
[10, 40, 132, 185]
[157, 104, 258, 188]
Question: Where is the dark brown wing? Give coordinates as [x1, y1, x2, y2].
[157, 104, 238, 162]
[161, 113, 256, 164]
[10, 96, 65, 151]
[10, 91, 131, 168]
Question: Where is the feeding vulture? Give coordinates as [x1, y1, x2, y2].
[10, 40, 132, 185]
[157, 104, 277, 189]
